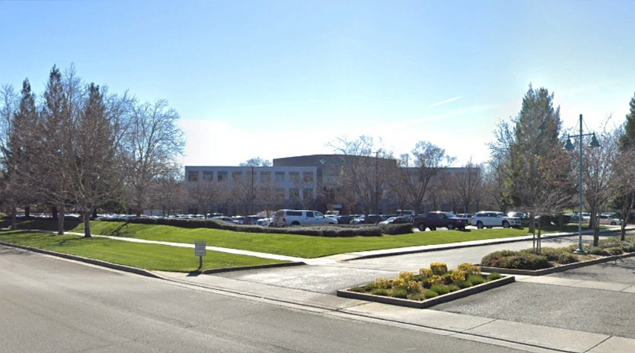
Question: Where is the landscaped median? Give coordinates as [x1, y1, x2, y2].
[479, 236, 635, 275]
[337, 262, 514, 309]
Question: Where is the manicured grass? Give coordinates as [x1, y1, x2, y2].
[73, 221, 535, 259]
[0, 230, 286, 272]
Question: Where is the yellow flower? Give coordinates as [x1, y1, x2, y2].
[419, 268, 433, 278]
[430, 262, 448, 275]
[399, 271, 415, 282]
[374, 277, 391, 289]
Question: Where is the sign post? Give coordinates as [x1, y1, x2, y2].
[194, 241, 206, 269]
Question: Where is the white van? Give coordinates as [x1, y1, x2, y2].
[271, 209, 338, 226]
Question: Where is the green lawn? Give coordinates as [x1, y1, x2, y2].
[72, 221, 539, 258]
[0, 230, 286, 272]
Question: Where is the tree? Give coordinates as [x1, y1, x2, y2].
[0, 83, 20, 228]
[446, 159, 482, 213]
[67, 83, 127, 237]
[395, 141, 455, 214]
[613, 92, 635, 240]
[490, 85, 572, 238]
[122, 99, 185, 216]
[326, 135, 394, 215]
[240, 157, 272, 167]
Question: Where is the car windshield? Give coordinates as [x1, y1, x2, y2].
[445, 213, 457, 218]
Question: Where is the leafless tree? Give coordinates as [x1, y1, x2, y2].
[326, 135, 394, 215]
[394, 141, 455, 214]
[121, 99, 185, 216]
[446, 159, 482, 213]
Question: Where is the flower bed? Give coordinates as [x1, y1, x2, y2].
[337, 262, 514, 308]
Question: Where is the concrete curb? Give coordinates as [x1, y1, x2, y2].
[0, 241, 161, 278]
[481, 251, 635, 276]
[336, 275, 516, 309]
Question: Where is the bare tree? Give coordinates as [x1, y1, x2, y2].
[395, 141, 455, 214]
[122, 99, 185, 216]
[576, 119, 622, 246]
[446, 159, 482, 213]
[326, 135, 394, 215]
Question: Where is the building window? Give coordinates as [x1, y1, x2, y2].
[232, 171, 243, 180]
[289, 172, 300, 183]
[275, 188, 285, 199]
[275, 171, 285, 183]
[217, 171, 228, 182]
[187, 171, 199, 182]
[261, 171, 271, 183]
[203, 171, 213, 181]
[302, 172, 314, 183]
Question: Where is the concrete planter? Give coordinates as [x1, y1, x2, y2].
[480, 251, 635, 276]
[337, 275, 515, 309]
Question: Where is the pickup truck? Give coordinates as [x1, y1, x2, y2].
[413, 211, 469, 231]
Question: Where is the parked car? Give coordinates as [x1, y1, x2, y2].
[336, 215, 354, 224]
[413, 211, 469, 231]
[211, 216, 237, 224]
[379, 216, 412, 225]
[507, 211, 530, 227]
[598, 214, 622, 225]
[256, 217, 272, 226]
[244, 215, 262, 225]
[471, 211, 521, 229]
[270, 209, 337, 226]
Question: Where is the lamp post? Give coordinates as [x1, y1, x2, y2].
[564, 114, 601, 254]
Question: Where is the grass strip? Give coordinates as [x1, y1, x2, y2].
[0, 230, 286, 272]
[76, 221, 536, 258]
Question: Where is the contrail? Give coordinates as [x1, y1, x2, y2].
[426, 96, 461, 109]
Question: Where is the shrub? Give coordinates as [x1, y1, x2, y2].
[587, 247, 609, 256]
[622, 242, 635, 252]
[606, 247, 623, 255]
[481, 250, 522, 267]
[457, 263, 481, 276]
[499, 254, 551, 270]
[424, 290, 439, 299]
[391, 277, 406, 290]
[391, 288, 408, 298]
[556, 252, 579, 264]
[430, 284, 450, 295]
[430, 262, 448, 275]
[349, 287, 365, 293]
[363, 283, 376, 291]
[448, 284, 460, 292]
[411, 293, 426, 301]
[457, 280, 473, 289]
[428, 275, 444, 286]
[379, 223, 414, 235]
[374, 277, 391, 289]
[399, 271, 415, 282]
[406, 281, 424, 294]
[450, 270, 467, 282]
[371, 288, 390, 296]
[541, 247, 572, 262]
[468, 275, 486, 285]
[487, 273, 502, 281]
[419, 268, 433, 279]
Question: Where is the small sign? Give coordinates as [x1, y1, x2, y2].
[195, 241, 206, 256]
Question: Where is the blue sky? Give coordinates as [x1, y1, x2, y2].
[2, 0, 634, 167]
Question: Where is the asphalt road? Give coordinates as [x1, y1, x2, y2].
[0, 245, 534, 353]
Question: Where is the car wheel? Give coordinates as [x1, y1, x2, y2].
[502, 221, 510, 228]
[430, 227, 436, 231]
[291, 221, 300, 226]
[328, 222, 335, 224]
[476, 221, 484, 229]
[448, 224, 455, 230]
[611, 221, 617, 225]
[418, 223, 426, 231]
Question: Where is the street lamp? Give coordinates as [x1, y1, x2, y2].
[564, 114, 601, 254]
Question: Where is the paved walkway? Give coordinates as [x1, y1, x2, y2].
[14, 226, 635, 352]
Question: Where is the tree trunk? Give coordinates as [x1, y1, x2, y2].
[25, 206, 30, 219]
[57, 205, 65, 235]
[10, 205, 17, 230]
[83, 211, 92, 238]
[52, 205, 58, 220]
